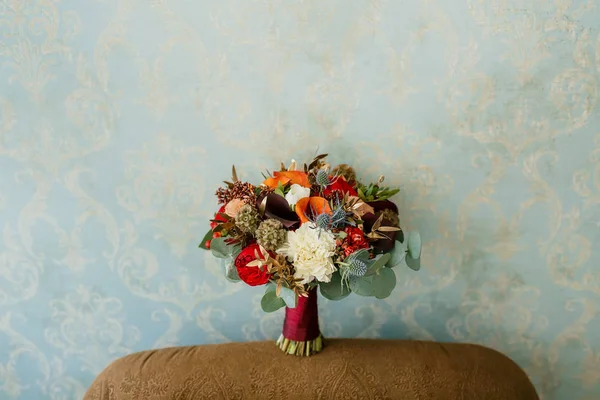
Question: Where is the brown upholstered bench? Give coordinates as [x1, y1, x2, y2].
[84, 339, 539, 399]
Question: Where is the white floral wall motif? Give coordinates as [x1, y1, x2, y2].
[0, 0, 599, 398]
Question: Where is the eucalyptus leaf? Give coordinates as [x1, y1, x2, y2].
[350, 264, 397, 298]
[371, 267, 396, 299]
[265, 282, 277, 293]
[364, 253, 391, 276]
[407, 231, 422, 259]
[405, 253, 421, 271]
[349, 275, 375, 296]
[279, 286, 297, 308]
[221, 258, 241, 282]
[231, 243, 242, 259]
[261, 290, 286, 313]
[351, 248, 371, 262]
[210, 237, 230, 259]
[319, 271, 351, 300]
[387, 241, 407, 268]
[198, 229, 213, 249]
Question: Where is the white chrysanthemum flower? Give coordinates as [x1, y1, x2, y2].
[277, 222, 337, 284]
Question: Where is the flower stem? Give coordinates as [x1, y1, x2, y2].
[276, 333, 324, 356]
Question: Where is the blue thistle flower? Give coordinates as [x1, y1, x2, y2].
[316, 169, 330, 187]
[315, 213, 332, 230]
[346, 258, 367, 277]
[330, 206, 348, 228]
[339, 250, 371, 283]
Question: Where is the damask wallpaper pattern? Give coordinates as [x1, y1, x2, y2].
[0, 0, 599, 399]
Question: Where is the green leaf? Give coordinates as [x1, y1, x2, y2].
[350, 263, 396, 298]
[265, 282, 277, 293]
[371, 267, 396, 299]
[349, 275, 375, 296]
[386, 241, 407, 268]
[221, 258, 241, 282]
[231, 243, 242, 259]
[274, 188, 285, 197]
[279, 286, 297, 308]
[357, 187, 365, 200]
[364, 253, 391, 276]
[350, 248, 370, 262]
[198, 229, 213, 249]
[210, 237, 241, 259]
[210, 237, 230, 259]
[261, 290, 286, 313]
[319, 271, 351, 300]
[407, 231, 421, 259]
[405, 253, 421, 271]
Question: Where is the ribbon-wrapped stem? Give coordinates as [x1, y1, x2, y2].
[276, 287, 323, 356]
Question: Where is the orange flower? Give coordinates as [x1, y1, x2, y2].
[275, 171, 310, 188]
[262, 175, 291, 189]
[262, 171, 310, 189]
[295, 196, 331, 224]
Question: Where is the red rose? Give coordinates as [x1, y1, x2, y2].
[323, 176, 358, 198]
[210, 205, 227, 229]
[234, 244, 272, 286]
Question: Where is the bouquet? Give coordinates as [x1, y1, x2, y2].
[200, 154, 421, 356]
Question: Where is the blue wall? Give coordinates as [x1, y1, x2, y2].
[1, 1, 599, 398]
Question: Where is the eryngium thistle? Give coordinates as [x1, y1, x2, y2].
[316, 169, 330, 187]
[330, 206, 349, 228]
[235, 204, 260, 233]
[315, 213, 332, 230]
[346, 258, 368, 277]
[256, 219, 287, 251]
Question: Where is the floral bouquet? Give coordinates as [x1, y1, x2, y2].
[200, 154, 421, 356]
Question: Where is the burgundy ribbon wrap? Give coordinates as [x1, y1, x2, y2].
[282, 288, 320, 342]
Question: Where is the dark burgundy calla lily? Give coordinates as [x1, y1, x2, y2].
[367, 200, 398, 214]
[363, 200, 400, 252]
[257, 193, 300, 229]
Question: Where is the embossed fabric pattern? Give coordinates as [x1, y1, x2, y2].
[84, 340, 539, 400]
[1, 0, 599, 399]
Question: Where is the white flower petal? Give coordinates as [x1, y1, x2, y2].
[284, 184, 311, 206]
[277, 222, 337, 284]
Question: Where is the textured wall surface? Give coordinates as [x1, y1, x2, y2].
[1, 1, 599, 399]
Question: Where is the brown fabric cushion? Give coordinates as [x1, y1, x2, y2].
[84, 339, 538, 399]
